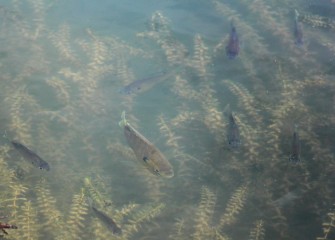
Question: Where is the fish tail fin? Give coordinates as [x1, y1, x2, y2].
[230, 19, 236, 31]
[223, 104, 232, 117]
[86, 196, 94, 209]
[294, 9, 299, 21]
[118, 111, 128, 128]
[2, 130, 9, 143]
[3, 130, 7, 139]
[294, 123, 299, 132]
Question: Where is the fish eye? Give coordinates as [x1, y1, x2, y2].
[154, 169, 160, 175]
[143, 156, 148, 162]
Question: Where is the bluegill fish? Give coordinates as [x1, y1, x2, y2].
[226, 21, 240, 59]
[294, 9, 304, 46]
[118, 71, 168, 95]
[119, 111, 174, 178]
[224, 105, 241, 149]
[289, 125, 301, 163]
[91, 206, 122, 235]
[11, 140, 50, 171]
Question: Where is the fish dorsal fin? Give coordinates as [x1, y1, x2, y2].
[294, 9, 299, 21]
[3, 130, 7, 139]
[230, 20, 234, 28]
[223, 104, 232, 117]
[119, 111, 129, 128]
[86, 196, 93, 207]
[293, 123, 299, 132]
[2, 130, 9, 143]
[2, 130, 14, 145]
[86, 196, 97, 210]
[230, 19, 236, 31]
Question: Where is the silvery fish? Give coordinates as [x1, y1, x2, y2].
[226, 21, 240, 59]
[11, 140, 50, 171]
[118, 71, 168, 95]
[91, 206, 122, 235]
[289, 124, 301, 163]
[119, 111, 174, 178]
[224, 105, 241, 149]
[294, 9, 303, 46]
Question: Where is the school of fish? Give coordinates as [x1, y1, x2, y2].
[0, 4, 315, 237]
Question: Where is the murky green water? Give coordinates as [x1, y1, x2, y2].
[0, 0, 334, 239]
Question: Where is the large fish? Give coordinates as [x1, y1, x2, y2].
[224, 105, 241, 149]
[11, 140, 50, 171]
[119, 111, 174, 178]
[289, 125, 301, 163]
[118, 71, 168, 95]
[294, 9, 304, 46]
[226, 21, 240, 59]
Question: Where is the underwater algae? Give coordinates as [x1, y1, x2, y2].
[0, 0, 334, 239]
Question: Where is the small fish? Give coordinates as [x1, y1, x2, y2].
[294, 9, 304, 46]
[87, 198, 122, 235]
[119, 111, 174, 178]
[289, 124, 301, 163]
[92, 206, 122, 235]
[226, 21, 240, 59]
[224, 105, 241, 149]
[11, 140, 50, 171]
[118, 71, 168, 95]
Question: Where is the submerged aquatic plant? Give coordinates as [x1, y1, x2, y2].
[0, 0, 334, 239]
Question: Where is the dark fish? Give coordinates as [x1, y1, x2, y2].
[226, 21, 240, 59]
[224, 104, 241, 149]
[227, 112, 241, 149]
[11, 140, 50, 171]
[91, 206, 122, 235]
[289, 125, 301, 163]
[118, 71, 168, 95]
[119, 111, 174, 178]
[294, 10, 304, 46]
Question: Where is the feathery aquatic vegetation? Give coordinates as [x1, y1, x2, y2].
[0, 0, 334, 239]
[35, 180, 64, 239]
[249, 220, 265, 240]
[17, 201, 40, 240]
[62, 190, 88, 240]
[317, 204, 335, 240]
